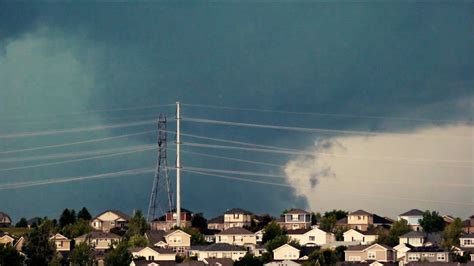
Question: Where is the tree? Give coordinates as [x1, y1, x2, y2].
[181, 227, 207, 245]
[377, 219, 412, 247]
[24, 223, 56, 266]
[191, 213, 207, 230]
[265, 235, 289, 253]
[104, 241, 132, 266]
[70, 242, 94, 266]
[323, 210, 348, 220]
[0, 243, 24, 266]
[234, 253, 263, 266]
[128, 234, 149, 248]
[15, 218, 28, 228]
[319, 215, 337, 232]
[262, 221, 284, 243]
[59, 209, 76, 228]
[442, 218, 463, 248]
[126, 210, 149, 238]
[61, 219, 93, 239]
[307, 249, 338, 266]
[77, 207, 92, 221]
[311, 212, 321, 226]
[420, 210, 445, 233]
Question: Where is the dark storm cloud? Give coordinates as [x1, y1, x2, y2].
[1, 2, 473, 220]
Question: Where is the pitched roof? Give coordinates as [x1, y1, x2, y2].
[401, 231, 427, 238]
[76, 231, 121, 240]
[285, 209, 309, 215]
[167, 208, 193, 214]
[94, 210, 130, 221]
[407, 246, 447, 252]
[208, 216, 224, 224]
[373, 214, 394, 224]
[0, 212, 11, 222]
[202, 243, 246, 252]
[350, 210, 373, 216]
[224, 208, 252, 215]
[129, 246, 175, 254]
[346, 243, 392, 252]
[203, 258, 234, 266]
[145, 230, 166, 245]
[287, 228, 312, 235]
[399, 209, 424, 216]
[132, 260, 177, 266]
[165, 229, 191, 238]
[348, 228, 379, 236]
[461, 233, 474, 238]
[217, 227, 253, 235]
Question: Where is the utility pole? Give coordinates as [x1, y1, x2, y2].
[176, 101, 181, 227]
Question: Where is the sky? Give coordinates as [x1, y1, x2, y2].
[0, 1, 473, 222]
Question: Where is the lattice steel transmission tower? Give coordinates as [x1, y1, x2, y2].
[147, 114, 174, 222]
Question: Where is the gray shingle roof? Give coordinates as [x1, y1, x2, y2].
[349, 210, 372, 216]
[224, 208, 252, 215]
[202, 243, 246, 252]
[208, 216, 224, 224]
[145, 230, 166, 244]
[285, 209, 309, 215]
[217, 227, 253, 235]
[399, 209, 424, 216]
[129, 246, 175, 254]
[401, 231, 427, 238]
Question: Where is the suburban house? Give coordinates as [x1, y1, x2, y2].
[164, 229, 191, 254]
[196, 243, 247, 261]
[255, 229, 264, 243]
[50, 233, 71, 252]
[343, 228, 378, 245]
[201, 229, 220, 243]
[223, 208, 252, 230]
[398, 209, 424, 231]
[203, 258, 234, 266]
[130, 260, 176, 266]
[215, 227, 256, 251]
[393, 243, 412, 261]
[405, 246, 450, 263]
[287, 227, 335, 246]
[338, 210, 393, 231]
[151, 208, 193, 231]
[344, 243, 396, 262]
[273, 244, 301, 261]
[265, 260, 301, 266]
[207, 216, 225, 231]
[75, 231, 121, 250]
[399, 231, 427, 247]
[463, 215, 474, 233]
[145, 229, 191, 254]
[0, 212, 12, 227]
[278, 209, 311, 230]
[90, 210, 130, 232]
[0, 232, 14, 245]
[130, 246, 176, 261]
[457, 233, 474, 256]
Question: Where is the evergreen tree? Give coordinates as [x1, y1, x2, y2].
[77, 207, 92, 221]
[0, 243, 24, 266]
[24, 223, 56, 266]
[70, 242, 94, 266]
[191, 213, 207, 230]
[126, 210, 149, 237]
[104, 241, 132, 266]
[262, 221, 284, 243]
[59, 209, 76, 228]
[420, 210, 445, 233]
[442, 218, 464, 248]
[15, 218, 28, 228]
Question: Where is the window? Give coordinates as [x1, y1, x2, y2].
[148, 256, 154, 260]
[437, 253, 446, 261]
[358, 216, 362, 220]
[309, 236, 315, 241]
[234, 214, 240, 219]
[368, 252, 376, 259]
[408, 253, 420, 261]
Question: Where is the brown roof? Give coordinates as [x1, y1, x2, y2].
[287, 228, 312, 235]
[399, 209, 424, 216]
[204, 258, 234, 266]
[349, 210, 373, 216]
[145, 230, 166, 244]
[217, 227, 253, 235]
[224, 208, 252, 215]
[129, 246, 175, 254]
[208, 215, 224, 224]
[285, 209, 309, 215]
[94, 210, 130, 221]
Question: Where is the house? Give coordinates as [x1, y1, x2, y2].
[197, 243, 247, 261]
[130, 260, 176, 266]
[457, 233, 474, 256]
[164, 229, 191, 254]
[145, 229, 192, 254]
[273, 244, 301, 261]
[215, 227, 256, 252]
[278, 209, 311, 230]
[464, 215, 474, 233]
[0, 212, 12, 227]
[405, 246, 450, 263]
[90, 210, 130, 232]
[0, 232, 15, 245]
[399, 231, 427, 247]
[394, 243, 413, 261]
[223, 208, 252, 230]
[398, 209, 424, 231]
[50, 233, 71, 252]
[201, 229, 220, 243]
[343, 228, 378, 245]
[339, 210, 393, 231]
[150, 208, 193, 231]
[264, 260, 301, 266]
[344, 243, 396, 262]
[14, 236, 25, 253]
[207, 216, 225, 231]
[130, 246, 176, 261]
[255, 229, 264, 243]
[75, 231, 121, 250]
[288, 227, 335, 246]
[202, 258, 234, 266]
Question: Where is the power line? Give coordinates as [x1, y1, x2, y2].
[179, 149, 282, 168]
[0, 130, 156, 154]
[183, 117, 471, 140]
[181, 103, 471, 124]
[0, 120, 156, 139]
[182, 142, 473, 167]
[0, 147, 156, 172]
